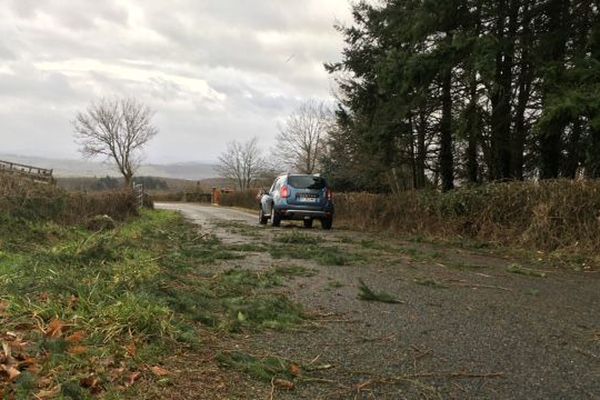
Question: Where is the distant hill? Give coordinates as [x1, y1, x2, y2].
[0, 154, 218, 180]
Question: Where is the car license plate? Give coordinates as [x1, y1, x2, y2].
[300, 195, 318, 202]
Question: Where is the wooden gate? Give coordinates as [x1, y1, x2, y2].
[0, 160, 54, 184]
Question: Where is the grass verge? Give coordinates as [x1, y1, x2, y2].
[0, 210, 305, 398]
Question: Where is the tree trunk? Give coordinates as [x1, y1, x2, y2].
[439, 65, 454, 192]
[465, 69, 479, 184]
[585, 11, 600, 178]
[540, 0, 569, 179]
[124, 173, 134, 188]
[512, 72, 531, 180]
[563, 121, 582, 179]
[587, 127, 600, 178]
[511, 3, 533, 181]
[416, 110, 427, 189]
[490, 0, 517, 181]
[408, 115, 418, 189]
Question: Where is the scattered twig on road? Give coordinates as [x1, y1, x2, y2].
[299, 377, 337, 384]
[304, 363, 335, 372]
[308, 354, 321, 365]
[507, 264, 547, 278]
[359, 333, 397, 343]
[348, 370, 505, 388]
[575, 347, 599, 359]
[410, 345, 434, 369]
[307, 312, 359, 323]
[309, 319, 360, 328]
[452, 283, 512, 292]
[269, 377, 275, 400]
[398, 371, 505, 380]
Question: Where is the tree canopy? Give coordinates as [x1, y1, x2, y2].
[324, 0, 599, 192]
[73, 98, 158, 187]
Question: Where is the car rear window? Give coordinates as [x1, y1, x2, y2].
[287, 176, 326, 190]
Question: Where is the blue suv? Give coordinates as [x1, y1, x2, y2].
[259, 174, 334, 229]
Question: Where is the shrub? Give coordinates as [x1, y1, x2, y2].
[334, 180, 600, 256]
[151, 191, 211, 203]
[0, 174, 139, 224]
[221, 190, 260, 210]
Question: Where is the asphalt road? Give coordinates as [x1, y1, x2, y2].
[155, 202, 600, 400]
[156, 202, 257, 224]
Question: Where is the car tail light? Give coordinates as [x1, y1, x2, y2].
[326, 189, 333, 201]
[280, 185, 290, 199]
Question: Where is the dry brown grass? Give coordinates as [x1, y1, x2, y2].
[0, 174, 139, 223]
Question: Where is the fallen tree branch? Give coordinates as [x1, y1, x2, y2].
[452, 283, 512, 292]
[398, 371, 505, 380]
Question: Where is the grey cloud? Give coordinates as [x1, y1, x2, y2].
[0, 42, 16, 60]
[0, 64, 82, 104]
[8, 0, 129, 30]
[0, 0, 352, 163]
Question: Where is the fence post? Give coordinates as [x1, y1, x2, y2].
[134, 183, 144, 209]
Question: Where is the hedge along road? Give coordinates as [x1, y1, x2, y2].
[155, 202, 600, 400]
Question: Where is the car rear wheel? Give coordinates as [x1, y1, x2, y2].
[303, 219, 313, 229]
[271, 209, 281, 227]
[259, 208, 268, 225]
[321, 218, 333, 230]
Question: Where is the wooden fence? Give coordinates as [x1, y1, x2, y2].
[0, 160, 54, 184]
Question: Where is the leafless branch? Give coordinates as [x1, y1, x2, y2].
[72, 97, 158, 187]
[216, 137, 265, 190]
[274, 100, 334, 174]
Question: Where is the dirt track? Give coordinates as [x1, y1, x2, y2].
[156, 203, 600, 400]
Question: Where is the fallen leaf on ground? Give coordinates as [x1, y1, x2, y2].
[20, 357, 40, 374]
[110, 367, 125, 382]
[6, 337, 27, 352]
[68, 295, 79, 309]
[289, 363, 302, 376]
[273, 378, 295, 390]
[37, 377, 54, 387]
[1, 364, 21, 381]
[127, 371, 142, 386]
[46, 320, 65, 338]
[66, 331, 86, 344]
[35, 385, 61, 399]
[69, 346, 87, 356]
[80, 375, 102, 393]
[18, 357, 37, 368]
[150, 366, 170, 377]
[1, 342, 10, 359]
[0, 301, 8, 316]
[125, 342, 137, 357]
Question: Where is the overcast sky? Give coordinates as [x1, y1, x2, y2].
[0, 0, 352, 163]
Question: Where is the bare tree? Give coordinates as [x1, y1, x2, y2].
[216, 137, 265, 190]
[73, 98, 158, 187]
[274, 100, 333, 174]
